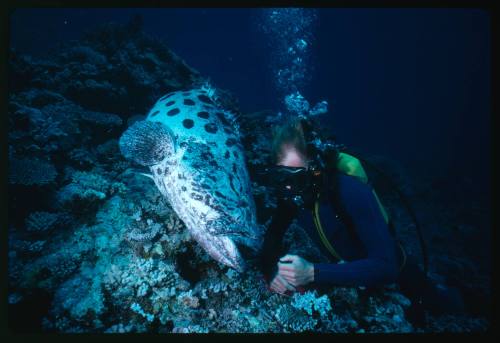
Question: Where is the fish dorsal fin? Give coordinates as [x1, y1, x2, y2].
[119, 120, 175, 166]
[220, 110, 240, 129]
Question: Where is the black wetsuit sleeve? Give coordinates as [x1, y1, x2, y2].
[259, 199, 298, 282]
[313, 175, 399, 288]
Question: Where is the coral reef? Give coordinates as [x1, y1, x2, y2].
[275, 303, 318, 332]
[26, 18, 202, 117]
[291, 290, 332, 317]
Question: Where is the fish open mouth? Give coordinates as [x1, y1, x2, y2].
[226, 230, 262, 257]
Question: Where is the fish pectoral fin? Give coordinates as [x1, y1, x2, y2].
[119, 120, 175, 166]
[138, 172, 155, 181]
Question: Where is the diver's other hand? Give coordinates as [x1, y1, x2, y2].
[270, 273, 296, 294]
[278, 254, 314, 287]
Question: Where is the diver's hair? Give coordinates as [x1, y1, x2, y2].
[271, 117, 307, 164]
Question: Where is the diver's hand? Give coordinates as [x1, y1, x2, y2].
[278, 254, 314, 287]
[269, 273, 296, 294]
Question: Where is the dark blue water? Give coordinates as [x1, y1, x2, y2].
[10, 7, 491, 200]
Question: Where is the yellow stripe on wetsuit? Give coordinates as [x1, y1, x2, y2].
[312, 195, 407, 271]
[312, 197, 343, 262]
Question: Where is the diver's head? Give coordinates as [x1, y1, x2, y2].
[271, 118, 308, 167]
[278, 144, 308, 167]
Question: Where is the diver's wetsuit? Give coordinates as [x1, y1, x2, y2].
[260, 173, 464, 322]
[261, 173, 401, 286]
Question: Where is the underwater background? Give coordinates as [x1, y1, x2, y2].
[7, 7, 491, 333]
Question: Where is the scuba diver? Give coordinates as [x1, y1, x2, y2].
[258, 117, 465, 326]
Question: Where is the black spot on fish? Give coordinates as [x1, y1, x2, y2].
[201, 183, 210, 189]
[166, 101, 175, 106]
[233, 151, 238, 158]
[226, 138, 237, 147]
[198, 95, 212, 104]
[223, 128, 233, 135]
[164, 168, 169, 175]
[183, 119, 194, 129]
[215, 191, 227, 200]
[210, 203, 224, 213]
[229, 174, 238, 194]
[232, 163, 237, 174]
[192, 185, 203, 192]
[178, 173, 185, 179]
[160, 93, 174, 101]
[209, 160, 219, 168]
[216, 112, 231, 127]
[197, 111, 209, 119]
[150, 110, 160, 117]
[201, 151, 215, 160]
[224, 151, 230, 159]
[167, 108, 180, 116]
[181, 186, 187, 191]
[204, 123, 218, 134]
[191, 162, 203, 169]
[204, 194, 211, 205]
[184, 99, 195, 106]
[191, 193, 203, 201]
[157, 167, 162, 174]
[238, 199, 248, 208]
[179, 142, 188, 148]
[207, 175, 216, 182]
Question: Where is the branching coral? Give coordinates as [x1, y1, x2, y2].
[131, 302, 154, 322]
[178, 290, 200, 309]
[55, 183, 106, 210]
[126, 219, 163, 244]
[291, 290, 332, 318]
[275, 303, 317, 332]
[52, 269, 105, 321]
